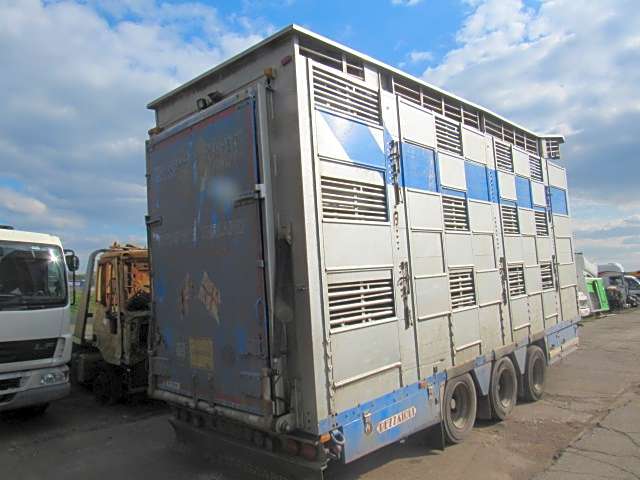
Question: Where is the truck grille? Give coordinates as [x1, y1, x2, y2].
[0, 377, 21, 391]
[435, 116, 462, 155]
[495, 142, 514, 172]
[0, 338, 57, 364]
[449, 269, 477, 310]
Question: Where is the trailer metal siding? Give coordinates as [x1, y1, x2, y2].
[146, 26, 579, 470]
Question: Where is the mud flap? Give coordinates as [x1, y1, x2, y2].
[170, 418, 326, 480]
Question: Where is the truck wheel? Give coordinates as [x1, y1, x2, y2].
[490, 357, 518, 421]
[443, 373, 477, 444]
[523, 345, 546, 402]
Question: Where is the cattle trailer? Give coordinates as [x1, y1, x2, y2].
[145, 24, 580, 478]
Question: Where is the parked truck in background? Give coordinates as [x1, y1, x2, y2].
[71, 244, 150, 404]
[145, 25, 581, 478]
[0, 226, 79, 414]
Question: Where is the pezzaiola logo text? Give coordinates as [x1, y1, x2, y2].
[376, 406, 417, 434]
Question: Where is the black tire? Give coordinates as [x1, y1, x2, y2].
[443, 373, 477, 444]
[490, 356, 518, 420]
[523, 345, 546, 402]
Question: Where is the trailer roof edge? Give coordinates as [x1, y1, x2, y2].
[147, 24, 563, 141]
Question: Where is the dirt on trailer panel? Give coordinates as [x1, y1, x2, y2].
[2, 310, 640, 480]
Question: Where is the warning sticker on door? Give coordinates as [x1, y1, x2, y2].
[189, 337, 214, 370]
[376, 406, 417, 434]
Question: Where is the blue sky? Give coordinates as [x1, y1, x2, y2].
[1, 0, 639, 269]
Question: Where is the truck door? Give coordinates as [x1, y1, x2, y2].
[147, 93, 272, 416]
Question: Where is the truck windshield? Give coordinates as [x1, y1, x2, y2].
[0, 241, 67, 309]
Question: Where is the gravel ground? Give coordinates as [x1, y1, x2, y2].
[2, 309, 640, 480]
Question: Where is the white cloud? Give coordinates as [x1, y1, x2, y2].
[421, 0, 640, 268]
[391, 0, 423, 6]
[408, 50, 433, 63]
[0, 0, 272, 263]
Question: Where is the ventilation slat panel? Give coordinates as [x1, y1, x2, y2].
[535, 210, 549, 236]
[540, 263, 555, 290]
[502, 205, 520, 234]
[435, 116, 462, 155]
[495, 142, 514, 172]
[545, 139, 561, 159]
[508, 265, 526, 296]
[443, 195, 469, 231]
[312, 66, 381, 124]
[449, 269, 476, 309]
[530, 155, 544, 182]
[328, 279, 395, 330]
[321, 176, 388, 222]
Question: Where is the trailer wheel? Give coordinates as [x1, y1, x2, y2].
[523, 345, 546, 402]
[443, 373, 477, 444]
[490, 357, 518, 421]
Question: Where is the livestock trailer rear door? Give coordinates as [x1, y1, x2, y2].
[147, 92, 272, 416]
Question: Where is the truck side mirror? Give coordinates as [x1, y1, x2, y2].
[64, 249, 80, 306]
[65, 253, 80, 272]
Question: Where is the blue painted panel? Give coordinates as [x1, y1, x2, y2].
[441, 187, 466, 199]
[500, 198, 517, 207]
[401, 142, 438, 192]
[533, 205, 546, 213]
[341, 386, 441, 463]
[465, 161, 490, 201]
[549, 186, 568, 215]
[319, 110, 385, 169]
[515, 176, 533, 209]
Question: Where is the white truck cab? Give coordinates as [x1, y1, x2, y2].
[0, 227, 78, 414]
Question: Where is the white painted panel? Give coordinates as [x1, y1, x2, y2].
[479, 304, 503, 351]
[547, 161, 568, 189]
[469, 200, 493, 233]
[323, 223, 392, 269]
[536, 237, 553, 262]
[553, 215, 572, 237]
[439, 152, 466, 190]
[528, 293, 544, 333]
[560, 286, 579, 321]
[380, 90, 399, 138]
[519, 209, 536, 236]
[531, 181, 546, 206]
[445, 233, 473, 266]
[522, 236, 538, 265]
[498, 171, 517, 200]
[410, 231, 444, 275]
[504, 235, 523, 262]
[526, 265, 542, 293]
[557, 238, 573, 263]
[511, 297, 530, 342]
[462, 127, 486, 164]
[320, 158, 385, 185]
[513, 148, 529, 177]
[472, 234, 495, 270]
[331, 320, 400, 383]
[559, 263, 577, 287]
[334, 367, 400, 413]
[399, 101, 436, 148]
[416, 315, 452, 371]
[414, 276, 450, 319]
[477, 270, 501, 304]
[451, 308, 480, 353]
[542, 290, 558, 324]
[407, 191, 443, 230]
[315, 110, 349, 161]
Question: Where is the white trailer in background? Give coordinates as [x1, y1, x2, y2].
[0, 227, 78, 414]
[145, 25, 581, 478]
